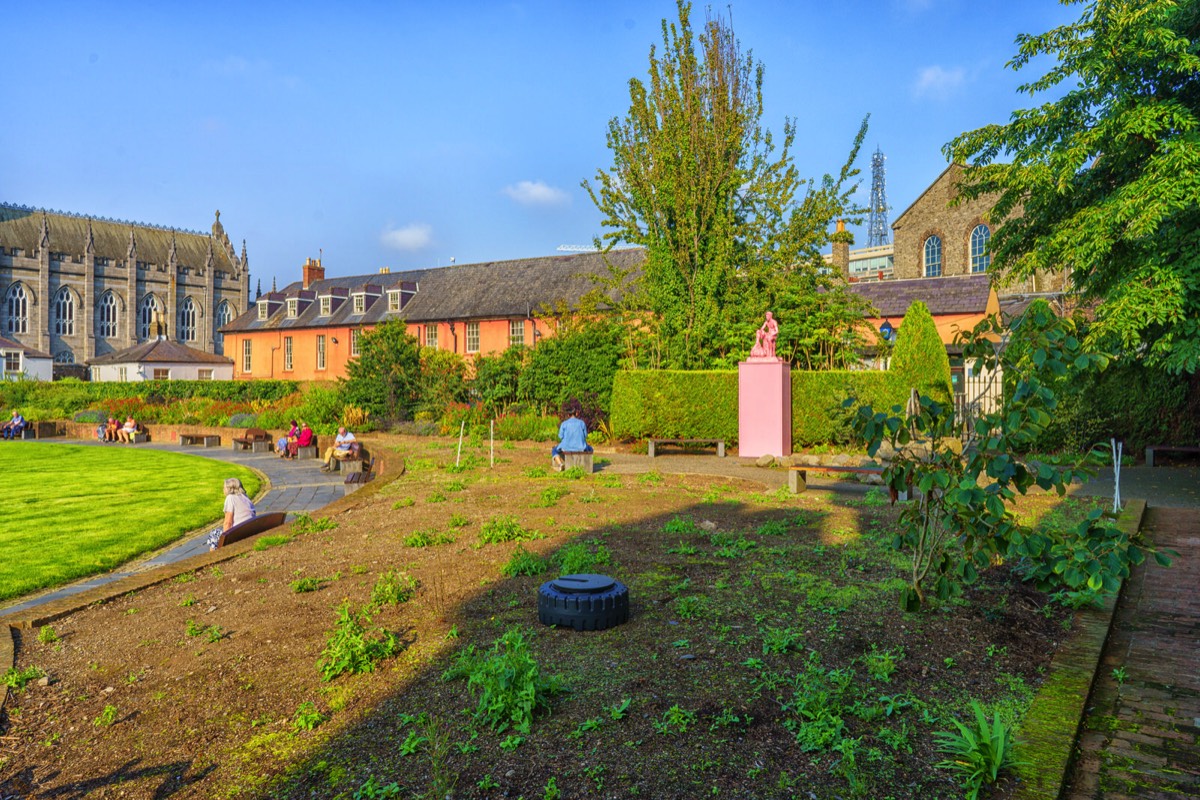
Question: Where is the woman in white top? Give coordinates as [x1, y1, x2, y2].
[223, 477, 257, 530]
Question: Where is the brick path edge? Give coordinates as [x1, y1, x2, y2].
[0, 455, 401, 716]
[1011, 498, 1146, 800]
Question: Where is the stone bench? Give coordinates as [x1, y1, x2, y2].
[648, 438, 726, 458]
[180, 433, 221, 447]
[789, 465, 909, 501]
[553, 451, 594, 473]
[1145, 445, 1200, 467]
[295, 445, 318, 460]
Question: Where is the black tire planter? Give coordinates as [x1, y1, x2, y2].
[537, 573, 630, 631]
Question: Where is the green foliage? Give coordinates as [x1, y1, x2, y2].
[416, 348, 469, 416]
[518, 319, 625, 414]
[888, 301, 952, 404]
[849, 304, 1166, 606]
[478, 515, 541, 546]
[403, 528, 456, 548]
[947, 0, 1200, 373]
[341, 319, 422, 420]
[292, 701, 328, 732]
[370, 570, 420, 606]
[583, 0, 868, 368]
[532, 485, 571, 508]
[441, 627, 563, 735]
[352, 776, 401, 799]
[862, 646, 904, 683]
[555, 540, 613, 575]
[93, 704, 119, 727]
[780, 652, 855, 752]
[291, 513, 339, 534]
[37, 626, 59, 644]
[290, 577, 325, 593]
[501, 545, 550, 577]
[934, 701, 1023, 800]
[471, 346, 528, 412]
[653, 704, 697, 735]
[253, 534, 293, 551]
[317, 602, 400, 682]
[612, 369, 907, 445]
[3, 666, 46, 692]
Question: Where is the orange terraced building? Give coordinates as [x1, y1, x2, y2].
[220, 250, 644, 381]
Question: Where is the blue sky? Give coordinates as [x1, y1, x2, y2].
[3, 0, 1077, 291]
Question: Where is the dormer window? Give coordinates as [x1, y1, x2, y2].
[257, 301, 269, 321]
[287, 298, 298, 318]
[353, 294, 365, 314]
[319, 296, 331, 315]
[387, 291, 401, 312]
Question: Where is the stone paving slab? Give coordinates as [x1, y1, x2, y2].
[1063, 506, 1200, 799]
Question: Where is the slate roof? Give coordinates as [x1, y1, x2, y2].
[0, 203, 239, 272]
[0, 335, 51, 360]
[849, 274, 993, 318]
[221, 249, 645, 333]
[88, 338, 233, 366]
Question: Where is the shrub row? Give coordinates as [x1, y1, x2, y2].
[611, 369, 909, 446]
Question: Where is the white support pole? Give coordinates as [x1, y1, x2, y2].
[1111, 438, 1123, 513]
[490, 419, 495, 468]
[456, 421, 465, 467]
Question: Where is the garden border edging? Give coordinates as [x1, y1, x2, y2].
[1010, 497, 1146, 800]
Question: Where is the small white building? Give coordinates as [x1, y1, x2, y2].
[88, 337, 234, 382]
[0, 335, 53, 381]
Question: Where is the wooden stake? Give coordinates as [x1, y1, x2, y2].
[456, 421, 465, 467]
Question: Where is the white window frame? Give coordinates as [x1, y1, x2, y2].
[316, 334, 327, 370]
[152, 368, 170, 380]
[509, 319, 524, 348]
[5, 284, 29, 335]
[970, 224, 991, 274]
[242, 339, 252, 373]
[923, 236, 943, 278]
[117, 366, 128, 382]
[387, 291, 401, 312]
[352, 294, 365, 314]
[284, 336, 294, 371]
[197, 368, 214, 381]
[319, 296, 331, 315]
[466, 321, 480, 354]
[350, 328, 361, 357]
[425, 325, 438, 349]
[257, 301, 269, 321]
[287, 298, 298, 318]
[2, 351, 20, 374]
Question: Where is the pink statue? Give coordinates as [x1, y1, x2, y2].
[749, 311, 779, 360]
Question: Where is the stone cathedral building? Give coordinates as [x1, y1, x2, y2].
[0, 204, 250, 369]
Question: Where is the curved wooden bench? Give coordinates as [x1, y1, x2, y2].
[215, 511, 287, 548]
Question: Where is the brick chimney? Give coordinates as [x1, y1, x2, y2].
[832, 219, 851, 278]
[302, 257, 325, 289]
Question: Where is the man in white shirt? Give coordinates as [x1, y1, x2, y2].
[320, 427, 357, 472]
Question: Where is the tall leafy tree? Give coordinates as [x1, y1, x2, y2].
[584, 0, 868, 368]
[947, 0, 1200, 374]
[340, 320, 421, 420]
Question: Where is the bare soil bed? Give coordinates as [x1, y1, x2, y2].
[0, 435, 1089, 799]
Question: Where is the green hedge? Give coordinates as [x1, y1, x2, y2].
[611, 369, 906, 446]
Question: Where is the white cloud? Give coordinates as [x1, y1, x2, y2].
[502, 180, 570, 207]
[912, 65, 966, 101]
[380, 223, 433, 252]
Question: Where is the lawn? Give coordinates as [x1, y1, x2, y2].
[0, 435, 1105, 799]
[0, 442, 260, 603]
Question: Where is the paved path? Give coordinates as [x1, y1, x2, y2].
[1065, 469, 1200, 799]
[0, 440, 345, 617]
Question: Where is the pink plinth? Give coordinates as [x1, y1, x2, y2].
[738, 360, 792, 458]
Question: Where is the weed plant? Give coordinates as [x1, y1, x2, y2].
[442, 627, 564, 734]
[291, 513, 339, 534]
[478, 515, 542, 546]
[370, 570, 419, 606]
[934, 701, 1023, 799]
[3, 666, 46, 692]
[532, 485, 570, 508]
[292, 701, 328, 731]
[501, 546, 549, 577]
[403, 528, 455, 548]
[254, 534, 293, 551]
[318, 603, 400, 682]
[556, 540, 613, 574]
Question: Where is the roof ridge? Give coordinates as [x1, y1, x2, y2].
[0, 201, 208, 237]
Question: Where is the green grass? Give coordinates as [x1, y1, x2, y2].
[0, 443, 260, 602]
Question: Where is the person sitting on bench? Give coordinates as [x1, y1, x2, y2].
[277, 419, 299, 459]
[205, 477, 257, 550]
[104, 417, 119, 442]
[288, 421, 314, 459]
[1, 410, 26, 440]
[551, 399, 592, 470]
[320, 426, 356, 472]
[117, 416, 139, 444]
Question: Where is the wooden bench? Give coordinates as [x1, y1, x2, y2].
[789, 465, 910, 501]
[129, 425, 150, 444]
[214, 511, 288, 548]
[1145, 445, 1200, 467]
[180, 433, 221, 447]
[330, 442, 365, 472]
[553, 450, 594, 473]
[231, 427, 273, 453]
[648, 438, 726, 458]
[344, 456, 376, 486]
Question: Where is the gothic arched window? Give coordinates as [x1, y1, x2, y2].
[53, 288, 75, 336]
[138, 294, 162, 340]
[970, 224, 991, 273]
[97, 291, 118, 338]
[214, 300, 233, 354]
[923, 235, 943, 277]
[5, 284, 28, 335]
[178, 296, 197, 342]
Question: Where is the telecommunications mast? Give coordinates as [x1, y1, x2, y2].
[867, 147, 891, 248]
